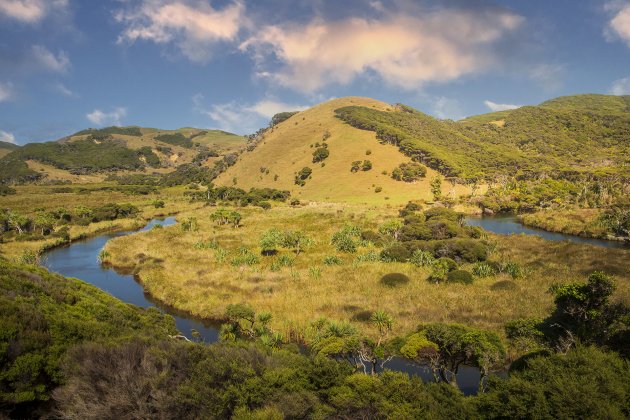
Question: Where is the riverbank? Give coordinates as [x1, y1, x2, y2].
[519, 209, 628, 243]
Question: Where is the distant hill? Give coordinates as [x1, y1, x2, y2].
[0, 127, 246, 184]
[214, 97, 474, 204]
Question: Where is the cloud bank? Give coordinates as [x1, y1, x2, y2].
[241, 7, 524, 92]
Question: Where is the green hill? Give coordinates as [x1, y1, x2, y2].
[0, 141, 18, 158]
[0, 126, 246, 184]
[336, 94, 630, 181]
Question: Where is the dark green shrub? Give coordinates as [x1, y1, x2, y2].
[312, 147, 329, 163]
[437, 257, 458, 272]
[380, 273, 411, 287]
[257, 201, 272, 210]
[294, 167, 312, 186]
[380, 244, 411, 262]
[391, 162, 427, 182]
[362, 160, 372, 171]
[446, 270, 474, 284]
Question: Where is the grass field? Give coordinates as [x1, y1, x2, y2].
[101, 203, 630, 344]
[215, 97, 480, 205]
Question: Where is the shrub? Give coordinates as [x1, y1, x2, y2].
[472, 261, 497, 277]
[152, 200, 165, 209]
[180, 217, 198, 232]
[323, 255, 343, 265]
[380, 273, 410, 287]
[437, 257, 458, 272]
[295, 167, 312, 186]
[355, 250, 380, 263]
[409, 250, 435, 267]
[446, 270, 474, 285]
[277, 254, 295, 267]
[308, 267, 322, 279]
[365, 149, 372, 155]
[362, 160, 372, 171]
[231, 248, 260, 267]
[350, 161, 362, 172]
[257, 201, 272, 210]
[504, 262, 524, 279]
[312, 147, 329, 163]
[210, 209, 241, 227]
[380, 244, 411, 262]
[331, 225, 361, 253]
[374, 186, 382, 193]
[391, 162, 427, 182]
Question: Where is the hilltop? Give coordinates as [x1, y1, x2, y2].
[0, 126, 246, 184]
[0, 141, 18, 158]
[214, 97, 473, 204]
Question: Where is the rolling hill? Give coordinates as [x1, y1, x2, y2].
[214, 97, 474, 204]
[215, 94, 628, 204]
[0, 127, 246, 184]
[0, 141, 18, 158]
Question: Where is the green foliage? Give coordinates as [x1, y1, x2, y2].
[231, 248, 260, 267]
[270, 111, 299, 127]
[392, 161, 427, 182]
[336, 94, 630, 181]
[475, 346, 630, 419]
[400, 332, 439, 360]
[380, 272, 410, 287]
[74, 126, 142, 137]
[430, 176, 442, 200]
[312, 147, 329, 163]
[294, 167, 312, 186]
[446, 270, 474, 285]
[0, 259, 175, 412]
[281, 230, 313, 255]
[350, 160, 362, 172]
[323, 255, 343, 265]
[210, 208, 242, 227]
[180, 217, 199, 232]
[472, 261, 497, 277]
[409, 249, 435, 267]
[361, 160, 372, 171]
[155, 132, 193, 148]
[331, 224, 362, 253]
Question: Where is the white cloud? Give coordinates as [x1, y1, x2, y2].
[484, 100, 521, 112]
[605, 1, 630, 47]
[0, 82, 13, 102]
[0, 130, 16, 144]
[240, 6, 524, 92]
[86, 107, 127, 126]
[53, 82, 77, 97]
[32, 45, 70, 72]
[0, 0, 68, 23]
[115, 0, 245, 62]
[193, 94, 307, 133]
[610, 76, 630, 95]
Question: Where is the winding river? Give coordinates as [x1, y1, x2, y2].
[42, 214, 620, 395]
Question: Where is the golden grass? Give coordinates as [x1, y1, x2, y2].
[102, 203, 630, 342]
[215, 97, 483, 205]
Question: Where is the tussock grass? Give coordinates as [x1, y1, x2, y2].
[103, 204, 630, 342]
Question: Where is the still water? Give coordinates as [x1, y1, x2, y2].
[465, 214, 628, 249]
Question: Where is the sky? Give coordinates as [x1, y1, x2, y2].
[1, 0, 630, 144]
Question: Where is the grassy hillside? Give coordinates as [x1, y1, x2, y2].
[0, 141, 18, 158]
[0, 126, 246, 184]
[336, 94, 630, 181]
[214, 97, 474, 204]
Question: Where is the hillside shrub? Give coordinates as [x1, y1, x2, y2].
[446, 270, 474, 285]
[312, 147, 329, 163]
[295, 167, 312, 186]
[392, 162, 427, 182]
[380, 273, 410, 287]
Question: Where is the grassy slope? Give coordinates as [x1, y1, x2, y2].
[215, 97, 474, 205]
[102, 203, 630, 341]
[336, 94, 630, 180]
[0, 141, 18, 158]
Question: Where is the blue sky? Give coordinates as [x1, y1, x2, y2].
[1, 0, 630, 144]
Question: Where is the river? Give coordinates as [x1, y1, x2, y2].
[465, 214, 629, 249]
[42, 216, 573, 395]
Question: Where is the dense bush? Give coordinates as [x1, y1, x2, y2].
[392, 161, 427, 182]
[446, 270, 474, 284]
[0, 259, 176, 415]
[312, 147, 329, 163]
[155, 132, 193, 148]
[380, 272, 411, 287]
[294, 167, 312, 186]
